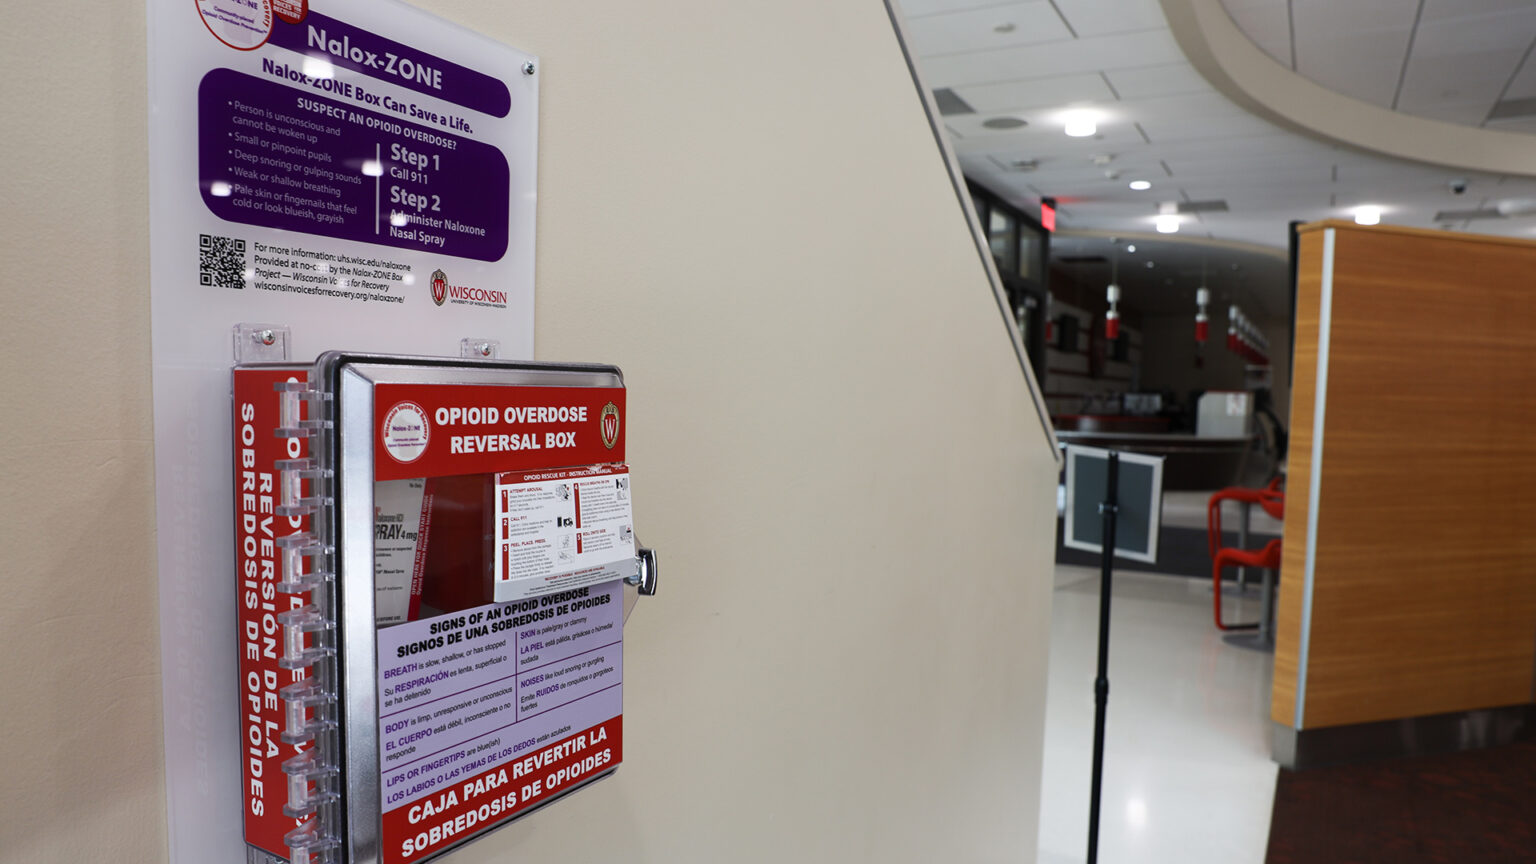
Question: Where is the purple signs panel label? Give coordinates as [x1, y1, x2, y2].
[199, 68, 510, 261]
[377, 581, 622, 812]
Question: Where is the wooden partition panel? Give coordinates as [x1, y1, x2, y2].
[1275, 222, 1536, 730]
[1270, 234, 1323, 726]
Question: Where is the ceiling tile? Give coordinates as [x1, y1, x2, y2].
[1498, 52, 1536, 102]
[955, 71, 1117, 112]
[1163, 160, 1330, 186]
[1396, 8, 1536, 122]
[1121, 90, 1254, 119]
[1420, 0, 1536, 23]
[1197, 187, 1329, 211]
[1291, 0, 1423, 35]
[1493, 176, 1536, 194]
[896, 0, 1021, 18]
[958, 154, 1012, 184]
[1219, 0, 1293, 69]
[1130, 113, 1281, 142]
[1151, 132, 1339, 161]
[1296, 40, 1415, 108]
[1120, 92, 1283, 140]
[917, 27, 1184, 87]
[1052, 0, 1168, 38]
[1290, 0, 1419, 108]
[904, 2, 1074, 57]
[1486, 115, 1536, 133]
[1293, 36, 1409, 107]
[1334, 158, 1466, 183]
[1402, 97, 1504, 127]
[989, 159, 1167, 188]
[950, 120, 1148, 158]
[1102, 62, 1212, 100]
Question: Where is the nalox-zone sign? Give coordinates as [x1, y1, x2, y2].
[148, 1, 540, 862]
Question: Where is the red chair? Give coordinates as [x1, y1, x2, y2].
[1208, 478, 1284, 631]
[1211, 539, 1282, 630]
[1205, 477, 1284, 561]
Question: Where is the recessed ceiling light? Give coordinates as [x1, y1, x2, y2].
[1354, 205, 1382, 226]
[982, 116, 1028, 130]
[1155, 214, 1181, 233]
[1126, 244, 1136, 253]
[994, 22, 1016, 33]
[1062, 110, 1097, 137]
[1129, 180, 1152, 191]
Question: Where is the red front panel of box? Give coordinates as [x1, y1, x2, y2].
[233, 367, 316, 858]
[373, 384, 626, 482]
[381, 718, 622, 864]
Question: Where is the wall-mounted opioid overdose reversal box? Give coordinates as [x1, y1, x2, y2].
[233, 352, 656, 864]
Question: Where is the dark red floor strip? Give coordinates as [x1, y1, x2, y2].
[1266, 737, 1536, 863]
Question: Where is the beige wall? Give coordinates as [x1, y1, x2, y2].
[0, 2, 1058, 863]
[1, 3, 165, 862]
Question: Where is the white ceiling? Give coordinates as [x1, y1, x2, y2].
[1222, 0, 1536, 133]
[895, 0, 1536, 265]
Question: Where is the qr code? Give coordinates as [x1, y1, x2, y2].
[199, 234, 246, 289]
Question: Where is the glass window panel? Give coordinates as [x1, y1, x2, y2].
[989, 210, 1017, 273]
[1018, 229, 1040, 280]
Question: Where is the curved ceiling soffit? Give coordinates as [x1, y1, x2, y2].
[1160, 0, 1536, 178]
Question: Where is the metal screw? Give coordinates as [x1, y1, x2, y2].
[522, 61, 536, 76]
[257, 329, 276, 346]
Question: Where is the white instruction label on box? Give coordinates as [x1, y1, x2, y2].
[494, 465, 635, 600]
[374, 478, 430, 625]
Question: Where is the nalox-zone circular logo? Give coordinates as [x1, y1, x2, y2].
[382, 401, 430, 463]
[431, 269, 448, 306]
[197, 0, 274, 50]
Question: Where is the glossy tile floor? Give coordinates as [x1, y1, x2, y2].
[1036, 565, 1277, 864]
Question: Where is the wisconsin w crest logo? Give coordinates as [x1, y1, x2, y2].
[600, 402, 620, 450]
[430, 269, 448, 306]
